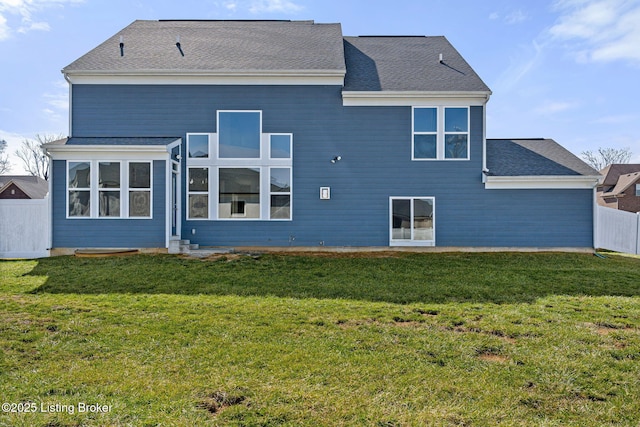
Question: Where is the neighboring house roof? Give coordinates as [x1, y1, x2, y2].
[599, 164, 640, 187]
[0, 175, 49, 199]
[343, 36, 490, 93]
[603, 171, 640, 197]
[63, 20, 346, 76]
[486, 139, 599, 177]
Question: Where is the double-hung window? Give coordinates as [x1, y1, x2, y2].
[186, 111, 293, 221]
[68, 162, 91, 217]
[413, 107, 469, 160]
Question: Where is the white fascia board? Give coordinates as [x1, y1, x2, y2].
[484, 175, 601, 190]
[342, 91, 492, 106]
[45, 144, 175, 161]
[64, 70, 345, 86]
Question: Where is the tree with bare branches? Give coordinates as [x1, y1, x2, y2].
[581, 147, 633, 171]
[15, 134, 63, 181]
[0, 139, 10, 174]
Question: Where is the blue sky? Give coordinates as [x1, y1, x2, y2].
[1, 0, 639, 173]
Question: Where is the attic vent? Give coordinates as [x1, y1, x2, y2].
[119, 35, 124, 57]
[176, 35, 184, 56]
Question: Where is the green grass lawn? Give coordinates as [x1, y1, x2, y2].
[1, 252, 639, 426]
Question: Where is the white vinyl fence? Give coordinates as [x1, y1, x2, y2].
[595, 205, 640, 255]
[0, 197, 50, 258]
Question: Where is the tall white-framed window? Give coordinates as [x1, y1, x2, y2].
[185, 111, 293, 221]
[99, 162, 121, 217]
[67, 160, 153, 219]
[188, 167, 209, 220]
[412, 106, 469, 160]
[68, 161, 91, 217]
[636, 184, 640, 197]
[128, 162, 152, 217]
[389, 197, 435, 246]
[269, 167, 291, 219]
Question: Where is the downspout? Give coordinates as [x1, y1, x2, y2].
[64, 73, 72, 137]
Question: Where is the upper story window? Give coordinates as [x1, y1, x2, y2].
[636, 184, 640, 197]
[188, 134, 209, 158]
[218, 111, 261, 158]
[186, 111, 293, 221]
[412, 107, 469, 160]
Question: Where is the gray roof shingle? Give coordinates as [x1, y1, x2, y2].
[0, 175, 49, 198]
[599, 164, 640, 187]
[486, 139, 599, 177]
[63, 20, 346, 74]
[63, 20, 491, 94]
[343, 36, 490, 92]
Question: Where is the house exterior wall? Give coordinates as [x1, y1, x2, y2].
[0, 183, 30, 199]
[66, 84, 594, 248]
[51, 159, 166, 248]
[617, 181, 640, 213]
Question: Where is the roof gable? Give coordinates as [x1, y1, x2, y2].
[0, 175, 49, 199]
[604, 171, 640, 196]
[599, 164, 640, 187]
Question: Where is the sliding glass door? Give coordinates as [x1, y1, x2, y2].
[390, 197, 435, 246]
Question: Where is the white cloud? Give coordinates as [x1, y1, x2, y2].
[549, 0, 640, 65]
[505, 10, 528, 25]
[595, 113, 639, 124]
[493, 40, 544, 91]
[0, 0, 83, 40]
[0, 13, 9, 40]
[534, 100, 580, 115]
[488, 9, 528, 25]
[248, 0, 303, 14]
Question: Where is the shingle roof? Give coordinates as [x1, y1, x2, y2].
[486, 139, 599, 177]
[63, 20, 491, 94]
[343, 36, 490, 92]
[599, 164, 640, 187]
[603, 171, 640, 196]
[0, 175, 49, 199]
[63, 20, 346, 74]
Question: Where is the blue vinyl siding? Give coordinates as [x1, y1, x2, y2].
[68, 84, 594, 248]
[51, 159, 166, 248]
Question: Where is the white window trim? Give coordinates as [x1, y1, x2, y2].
[389, 197, 436, 247]
[217, 110, 263, 160]
[412, 106, 470, 161]
[269, 133, 293, 160]
[268, 166, 292, 221]
[186, 166, 210, 220]
[185, 111, 293, 221]
[66, 160, 153, 220]
[187, 133, 210, 160]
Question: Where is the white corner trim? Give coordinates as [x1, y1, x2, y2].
[484, 175, 601, 189]
[342, 90, 492, 106]
[64, 70, 345, 86]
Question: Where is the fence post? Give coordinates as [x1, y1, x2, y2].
[637, 212, 640, 255]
